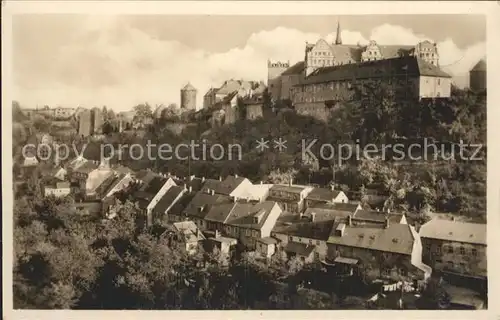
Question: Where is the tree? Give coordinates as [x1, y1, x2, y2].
[133, 103, 153, 128]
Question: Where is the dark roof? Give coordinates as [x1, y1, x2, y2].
[301, 56, 451, 85]
[273, 215, 337, 241]
[226, 201, 279, 230]
[470, 58, 486, 72]
[183, 191, 232, 219]
[284, 242, 316, 257]
[204, 203, 236, 223]
[74, 161, 98, 174]
[354, 210, 404, 224]
[201, 178, 223, 193]
[281, 61, 306, 76]
[186, 177, 205, 192]
[270, 184, 308, 194]
[215, 175, 247, 196]
[141, 176, 168, 195]
[152, 186, 185, 216]
[327, 222, 417, 255]
[305, 187, 342, 201]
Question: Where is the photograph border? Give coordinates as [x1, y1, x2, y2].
[2, 1, 499, 319]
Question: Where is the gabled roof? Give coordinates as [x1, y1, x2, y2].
[270, 184, 308, 194]
[183, 191, 232, 219]
[152, 186, 185, 216]
[284, 241, 316, 257]
[419, 219, 486, 245]
[204, 203, 236, 223]
[173, 221, 205, 243]
[74, 161, 98, 174]
[305, 187, 342, 201]
[225, 201, 279, 230]
[327, 222, 416, 255]
[204, 87, 219, 97]
[214, 175, 248, 196]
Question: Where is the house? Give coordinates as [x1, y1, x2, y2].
[169, 189, 232, 228]
[23, 155, 39, 167]
[238, 183, 273, 203]
[171, 221, 206, 255]
[304, 186, 349, 208]
[272, 210, 337, 262]
[200, 175, 253, 198]
[266, 183, 313, 213]
[44, 181, 71, 198]
[206, 201, 283, 250]
[222, 91, 240, 125]
[326, 216, 431, 282]
[85, 167, 115, 199]
[70, 160, 99, 188]
[419, 218, 486, 280]
[150, 185, 187, 225]
[103, 172, 135, 198]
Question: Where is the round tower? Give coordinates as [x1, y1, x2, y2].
[180, 82, 197, 110]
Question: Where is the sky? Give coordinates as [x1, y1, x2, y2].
[12, 14, 486, 111]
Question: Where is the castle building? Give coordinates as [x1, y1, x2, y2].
[292, 56, 451, 121]
[181, 82, 198, 110]
[469, 58, 486, 92]
[267, 21, 448, 119]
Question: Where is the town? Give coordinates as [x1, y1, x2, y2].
[12, 20, 487, 310]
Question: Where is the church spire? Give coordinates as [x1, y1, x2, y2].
[335, 20, 342, 45]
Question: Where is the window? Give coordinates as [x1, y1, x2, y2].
[436, 259, 442, 263]
[459, 246, 465, 255]
[436, 246, 441, 254]
[472, 248, 478, 257]
[289, 236, 292, 241]
[447, 246, 453, 254]
[316, 240, 320, 245]
[437, 78, 441, 85]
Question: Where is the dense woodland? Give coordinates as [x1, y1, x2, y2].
[11, 82, 486, 309]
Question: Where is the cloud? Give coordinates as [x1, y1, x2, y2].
[13, 17, 485, 111]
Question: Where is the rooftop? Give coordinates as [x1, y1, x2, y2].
[327, 222, 417, 255]
[470, 58, 486, 72]
[152, 186, 186, 216]
[284, 241, 316, 257]
[305, 187, 343, 201]
[419, 219, 486, 245]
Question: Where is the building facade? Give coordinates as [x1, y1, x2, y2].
[419, 219, 487, 279]
[469, 58, 486, 92]
[181, 82, 198, 110]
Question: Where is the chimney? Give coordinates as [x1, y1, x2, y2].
[215, 230, 221, 239]
[384, 218, 390, 229]
[211, 190, 215, 196]
[233, 196, 238, 203]
[196, 228, 200, 239]
[310, 212, 316, 222]
[219, 176, 222, 181]
[331, 184, 335, 191]
[347, 215, 352, 226]
[202, 177, 206, 182]
[289, 178, 293, 186]
[189, 186, 193, 193]
[235, 174, 238, 179]
[260, 181, 263, 185]
[184, 183, 187, 191]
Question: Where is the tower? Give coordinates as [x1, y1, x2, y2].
[180, 82, 198, 110]
[335, 20, 342, 45]
[267, 60, 290, 101]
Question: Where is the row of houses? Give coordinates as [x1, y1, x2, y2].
[30, 151, 486, 284]
[67, 165, 484, 285]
